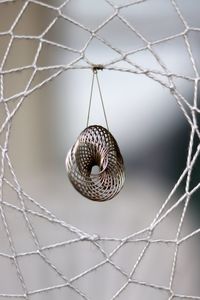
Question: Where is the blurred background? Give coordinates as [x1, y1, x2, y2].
[0, 0, 200, 299]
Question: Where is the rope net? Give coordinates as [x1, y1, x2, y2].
[0, 0, 200, 299]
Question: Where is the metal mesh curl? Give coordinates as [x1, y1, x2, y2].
[66, 125, 125, 201]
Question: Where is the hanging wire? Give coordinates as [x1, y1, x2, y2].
[86, 71, 95, 127]
[95, 72, 109, 130]
[86, 68, 109, 130]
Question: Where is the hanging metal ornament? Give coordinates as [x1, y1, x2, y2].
[66, 67, 125, 201]
[66, 125, 125, 201]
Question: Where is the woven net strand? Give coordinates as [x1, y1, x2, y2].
[0, 0, 200, 299]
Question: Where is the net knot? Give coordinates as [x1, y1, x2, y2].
[92, 64, 104, 73]
[80, 234, 99, 241]
[2, 148, 7, 155]
[90, 234, 99, 241]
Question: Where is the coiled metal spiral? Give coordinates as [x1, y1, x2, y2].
[66, 125, 125, 201]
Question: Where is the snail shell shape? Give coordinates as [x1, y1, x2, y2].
[66, 125, 125, 201]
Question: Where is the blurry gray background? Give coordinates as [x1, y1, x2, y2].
[0, 0, 200, 299]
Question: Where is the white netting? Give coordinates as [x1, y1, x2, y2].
[0, 0, 200, 299]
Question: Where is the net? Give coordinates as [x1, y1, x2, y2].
[0, 0, 200, 299]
